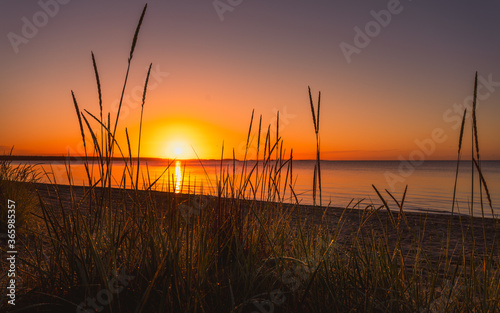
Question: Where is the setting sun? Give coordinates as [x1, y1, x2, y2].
[174, 146, 183, 157]
[163, 140, 195, 160]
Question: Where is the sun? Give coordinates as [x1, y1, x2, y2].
[163, 140, 194, 159]
[174, 146, 183, 157]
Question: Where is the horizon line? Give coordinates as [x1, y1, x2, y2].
[2, 155, 500, 162]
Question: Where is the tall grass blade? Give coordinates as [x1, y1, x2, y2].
[308, 86, 322, 206]
[276, 110, 279, 160]
[135, 63, 152, 190]
[81, 114, 103, 164]
[372, 184, 396, 229]
[471, 72, 478, 217]
[308, 86, 317, 131]
[246, 109, 254, 151]
[71, 91, 92, 184]
[472, 72, 479, 160]
[91, 52, 102, 118]
[472, 72, 487, 220]
[313, 163, 317, 206]
[112, 4, 148, 152]
[71, 91, 86, 152]
[129, 4, 148, 62]
[473, 159, 493, 211]
[316, 90, 321, 133]
[451, 108, 467, 215]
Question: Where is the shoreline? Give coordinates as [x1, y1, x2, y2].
[5, 155, 500, 162]
[33, 181, 493, 220]
[32, 182, 499, 262]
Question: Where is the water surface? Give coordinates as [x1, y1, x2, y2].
[29, 159, 500, 217]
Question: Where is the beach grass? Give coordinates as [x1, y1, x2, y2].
[0, 148, 39, 236]
[1, 5, 500, 313]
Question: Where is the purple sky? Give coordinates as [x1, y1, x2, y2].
[1, 0, 499, 160]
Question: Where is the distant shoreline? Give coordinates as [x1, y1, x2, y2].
[3, 155, 500, 162]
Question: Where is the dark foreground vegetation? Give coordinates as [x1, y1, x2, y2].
[1, 4, 499, 312]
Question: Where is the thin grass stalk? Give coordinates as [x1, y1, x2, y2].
[470, 73, 492, 267]
[83, 109, 135, 181]
[316, 90, 322, 207]
[308, 86, 317, 206]
[107, 113, 112, 214]
[472, 75, 485, 218]
[71, 91, 92, 185]
[261, 126, 270, 201]
[192, 148, 215, 194]
[91, 52, 105, 179]
[308, 86, 317, 131]
[308, 86, 322, 206]
[111, 4, 147, 142]
[470, 73, 478, 218]
[289, 149, 293, 202]
[382, 188, 407, 279]
[472, 159, 493, 211]
[219, 141, 224, 199]
[125, 128, 134, 189]
[71, 91, 85, 153]
[275, 111, 279, 161]
[232, 148, 236, 198]
[217, 142, 224, 252]
[180, 161, 187, 194]
[107, 4, 148, 199]
[238, 110, 254, 197]
[261, 140, 280, 202]
[255, 115, 262, 199]
[80, 113, 102, 193]
[282, 150, 291, 203]
[279, 141, 285, 200]
[135, 63, 152, 191]
[102, 113, 109, 190]
[385, 185, 409, 231]
[313, 163, 317, 205]
[317, 137, 321, 206]
[451, 108, 467, 216]
[372, 185, 397, 229]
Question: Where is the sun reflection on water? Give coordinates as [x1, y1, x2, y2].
[174, 160, 182, 193]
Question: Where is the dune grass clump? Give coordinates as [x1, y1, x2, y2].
[0, 148, 39, 235]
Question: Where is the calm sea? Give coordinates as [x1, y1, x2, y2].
[29, 160, 500, 217]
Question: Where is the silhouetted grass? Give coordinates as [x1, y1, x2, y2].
[0, 148, 39, 235]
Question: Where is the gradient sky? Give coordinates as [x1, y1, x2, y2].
[1, 0, 499, 160]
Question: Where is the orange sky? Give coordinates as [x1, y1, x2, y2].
[1, 1, 500, 160]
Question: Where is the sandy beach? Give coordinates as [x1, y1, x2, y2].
[33, 182, 500, 270]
